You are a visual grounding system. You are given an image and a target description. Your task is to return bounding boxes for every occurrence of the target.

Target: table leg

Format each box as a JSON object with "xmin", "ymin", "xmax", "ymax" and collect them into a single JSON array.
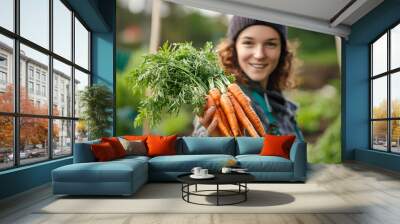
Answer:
[
  {"xmin": 217, "ymin": 184, "xmax": 219, "ymax": 206},
  {"xmin": 245, "ymin": 183, "xmax": 247, "ymax": 201},
  {"xmin": 195, "ymin": 184, "xmax": 197, "ymax": 192}
]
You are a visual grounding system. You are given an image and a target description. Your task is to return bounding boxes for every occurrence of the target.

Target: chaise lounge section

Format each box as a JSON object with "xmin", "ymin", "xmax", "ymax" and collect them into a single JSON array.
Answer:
[{"xmin": 52, "ymin": 137, "xmax": 307, "ymax": 196}]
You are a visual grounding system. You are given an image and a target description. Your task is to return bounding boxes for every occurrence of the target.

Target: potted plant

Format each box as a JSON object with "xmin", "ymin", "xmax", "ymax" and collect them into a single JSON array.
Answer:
[{"xmin": 79, "ymin": 84, "xmax": 113, "ymax": 140}]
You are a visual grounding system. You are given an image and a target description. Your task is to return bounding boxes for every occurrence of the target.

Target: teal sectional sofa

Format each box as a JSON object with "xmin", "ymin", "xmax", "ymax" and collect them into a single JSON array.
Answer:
[{"xmin": 52, "ymin": 137, "xmax": 307, "ymax": 196}]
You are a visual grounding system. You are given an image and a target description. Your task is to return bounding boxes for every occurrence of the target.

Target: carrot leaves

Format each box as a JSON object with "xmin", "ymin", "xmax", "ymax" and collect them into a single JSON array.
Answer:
[{"xmin": 129, "ymin": 42, "xmax": 234, "ymax": 128}]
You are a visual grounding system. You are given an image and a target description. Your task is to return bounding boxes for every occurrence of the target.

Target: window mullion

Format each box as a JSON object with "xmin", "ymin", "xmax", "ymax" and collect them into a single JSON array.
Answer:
[
  {"xmin": 71, "ymin": 10, "xmax": 76, "ymax": 154},
  {"xmin": 370, "ymin": 45, "xmax": 373, "ymax": 149},
  {"xmin": 388, "ymin": 30, "xmax": 391, "ymax": 152},
  {"xmin": 13, "ymin": 0, "xmax": 20, "ymax": 167},
  {"xmin": 49, "ymin": 0, "xmax": 53, "ymax": 160}
]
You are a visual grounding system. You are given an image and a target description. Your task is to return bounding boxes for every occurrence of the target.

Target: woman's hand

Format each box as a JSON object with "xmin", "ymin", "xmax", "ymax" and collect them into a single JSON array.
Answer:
[{"xmin": 198, "ymin": 105, "xmax": 220, "ymax": 136}]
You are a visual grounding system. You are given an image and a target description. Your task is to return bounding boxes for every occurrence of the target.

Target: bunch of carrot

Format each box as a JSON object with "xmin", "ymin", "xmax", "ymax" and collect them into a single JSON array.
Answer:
[{"xmin": 206, "ymin": 82, "xmax": 265, "ymax": 137}]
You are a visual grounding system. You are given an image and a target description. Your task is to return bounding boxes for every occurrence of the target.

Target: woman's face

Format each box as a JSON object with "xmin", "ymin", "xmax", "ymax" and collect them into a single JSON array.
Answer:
[{"xmin": 235, "ymin": 25, "xmax": 282, "ymax": 87}]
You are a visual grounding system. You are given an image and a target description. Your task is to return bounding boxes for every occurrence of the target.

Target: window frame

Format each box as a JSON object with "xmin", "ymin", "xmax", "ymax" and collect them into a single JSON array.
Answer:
[
  {"xmin": 370, "ymin": 20, "xmax": 400, "ymax": 154},
  {"xmin": 0, "ymin": 0, "xmax": 92, "ymax": 171}
]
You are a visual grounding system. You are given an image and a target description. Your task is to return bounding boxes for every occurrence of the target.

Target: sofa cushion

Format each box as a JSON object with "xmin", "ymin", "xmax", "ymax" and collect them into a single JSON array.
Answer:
[
  {"xmin": 52, "ymin": 162, "xmax": 141, "ymax": 183},
  {"xmin": 91, "ymin": 142, "xmax": 118, "ymax": 161},
  {"xmin": 146, "ymin": 135, "xmax": 177, "ymax": 157},
  {"xmin": 236, "ymin": 155, "xmax": 293, "ymax": 172},
  {"xmin": 115, "ymin": 155, "xmax": 150, "ymax": 163},
  {"xmin": 148, "ymin": 154, "xmax": 235, "ymax": 172},
  {"xmin": 101, "ymin": 137, "xmax": 127, "ymax": 158},
  {"xmin": 236, "ymin": 137, "xmax": 263, "ymax": 155},
  {"xmin": 178, "ymin": 137, "xmax": 235, "ymax": 155},
  {"xmin": 119, "ymin": 138, "xmax": 147, "ymax": 156},
  {"xmin": 260, "ymin": 134, "xmax": 296, "ymax": 159},
  {"xmin": 123, "ymin": 135, "xmax": 148, "ymax": 142},
  {"xmin": 73, "ymin": 139, "xmax": 100, "ymax": 163}
]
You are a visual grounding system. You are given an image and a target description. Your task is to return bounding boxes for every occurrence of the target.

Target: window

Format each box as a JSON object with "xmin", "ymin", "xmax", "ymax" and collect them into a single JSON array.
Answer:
[
  {"xmin": 28, "ymin": 81, "xmax": 34, "ymax": 94},
  {"xmin": 0, "ymin": 55, "xmax": 7, "ymax": 67},
  {"xmin": 53, "ymin": 59, "xmax": 72, "ymax": 117},
  {"xmin": 42, "ymin": 85, "xmax": 46, "ymax": 97},
  {"xmin": 36, "ymin": 83, "xmax": 40, "ymax": 95},
  {"xmin": 0, "ymin": 0, "xmax": 14, "ymax": 32},
  {"xmin": 28, "ymin": 67, "xmax": 34, "ymax": 80},
  {"xmin": 371, "ymin": 23, "xmax": 400, "ymax": 154},
  {"xmin": 53, "ymin": 0, "xmax": 72, "ymax": 60},
  {"xmin": 35, "ymin": 70, "xmax": 41, "ymax": 81},
  {"xmin": 20, "ymin": 0, "xmax": 49, "ymax": 49},
  {"xmin": 75, "ymin": 17, "xmax": 89, "ymax": 70},
  {"xmin": 0, "ymin": 54, "xmax": 7, "ymax": 86},
  {"xmin": 41, "ymin": 73, "xmax": 46, "ymax": 83},
  {"xmin": 0, "ymin": 35, "xmax": 13, "ymax": 114},
  {"xmin": 0, "ymin": 71, "xmax": 6, "ymax": 85},
  {"xmin": 0, "ymin": 0, "xmax": 91, "ymax": 170}
]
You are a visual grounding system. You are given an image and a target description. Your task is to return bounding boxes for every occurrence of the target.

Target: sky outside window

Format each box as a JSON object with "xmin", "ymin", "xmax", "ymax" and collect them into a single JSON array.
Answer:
[
  {"xmin": 372, "ymin": 33, "xmax": 387, "ymax": 76},
  {"xmin": 0, "ymin": 0, "xmax": 14, "ymax": 31},
  {"xmin": 20, "ymin": 0, "xmax": 49, "ymax": 49},
  {"xmin": 53, "ymin": 0, "xmax": 72, "ymax": 60}
]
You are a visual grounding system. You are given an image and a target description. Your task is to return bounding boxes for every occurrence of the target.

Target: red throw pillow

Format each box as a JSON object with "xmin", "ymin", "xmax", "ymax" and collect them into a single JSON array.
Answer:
[
  {"xmin": 260, "ymin": 134, "xmax": 296, "ymax": 159},
  {"xmin": 101, "ymin": 137, "xmax": 126, "ymax": 158},
  {"xmin": 146, "ymin": 135, "xmax": 177, "ymax": 157},
  {"xmin": 123, "ymin": 135, "xmax": 148, "ymax": 141},
  {"xmin": 91, "ymin": 142, "xmax": 117, "ymax": 161}
]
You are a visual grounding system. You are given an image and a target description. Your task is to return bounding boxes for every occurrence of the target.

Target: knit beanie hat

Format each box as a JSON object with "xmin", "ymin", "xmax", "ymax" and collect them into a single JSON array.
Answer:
[
  {"xmin": 227, "ymin": 16, "xmax": 288, "ymax": 55},
  {"xmin": 228, "ymin": 16, "xmax": 288, "ymax": 42}
]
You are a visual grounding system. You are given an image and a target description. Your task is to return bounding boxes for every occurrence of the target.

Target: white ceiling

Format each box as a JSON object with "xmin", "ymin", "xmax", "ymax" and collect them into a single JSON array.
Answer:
[{"xmin": 165, "ymin": 0, "xmax": 384, "ymax": 38}]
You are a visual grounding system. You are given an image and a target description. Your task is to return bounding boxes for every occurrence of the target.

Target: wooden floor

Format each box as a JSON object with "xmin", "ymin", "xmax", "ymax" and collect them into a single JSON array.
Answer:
[{"xmin": 1, "ymin": 162, "xmax": 400, "ymax": 224}]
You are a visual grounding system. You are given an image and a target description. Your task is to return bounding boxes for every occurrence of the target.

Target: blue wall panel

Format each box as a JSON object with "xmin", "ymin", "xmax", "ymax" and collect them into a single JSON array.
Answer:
[
  {"xmin": 343, "ymin": 0, "xmax": 400, "ymax": 171},
  {"xmin": 0, "ymin": 158, "xmax": 72, "ymax": 199},
  {"xmin": 343, "ymin": 44, "xmax": 369, "ymax": 160},
  {"xmin": 91, "ymin": 0, "xmax": 116, "ymax": 135}
]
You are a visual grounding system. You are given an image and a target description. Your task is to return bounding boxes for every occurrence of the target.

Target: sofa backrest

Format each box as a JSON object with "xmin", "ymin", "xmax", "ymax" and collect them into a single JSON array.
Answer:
[
  {"xmin": 177, "ymin": 137, "xmax": 236, "ymax": 155},
  {"xmin": 235, "ymin": 137, "xmax": 263, "ymax": 155},
  {"xmin": 73, "ymin": 139, "xmax": 100, "ymax": 163}
]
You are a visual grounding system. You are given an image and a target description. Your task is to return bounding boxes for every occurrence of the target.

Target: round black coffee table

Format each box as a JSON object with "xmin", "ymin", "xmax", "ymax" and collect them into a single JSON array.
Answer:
[{"xmin": 177, "ymin": 173, "xmax": 255, "ymax": 206}]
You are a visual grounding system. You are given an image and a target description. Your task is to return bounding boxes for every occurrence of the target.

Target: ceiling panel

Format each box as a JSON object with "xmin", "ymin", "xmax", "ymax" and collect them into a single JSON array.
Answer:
[
  {"xmin": 224, "ymin": 0, "xmax": 352, "ymax": 21},
  {"xmin": 165, "ymin": 0, "xmax": 384, "ymax": 38}
]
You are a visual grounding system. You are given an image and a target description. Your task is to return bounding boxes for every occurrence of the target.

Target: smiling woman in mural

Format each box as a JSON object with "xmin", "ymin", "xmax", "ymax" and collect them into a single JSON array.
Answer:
[{"xmin": 193, "ymin": 16, "xmax": 303, "ymax": 139}]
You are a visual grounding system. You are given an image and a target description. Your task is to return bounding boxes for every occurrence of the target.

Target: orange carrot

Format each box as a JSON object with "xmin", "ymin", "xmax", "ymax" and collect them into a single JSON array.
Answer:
[
  {"xmin": 227, "ymin": 83, "xmax": 265, "ymax": 136},
  {"xmin": 220, "ymin": 93, "xmax": 240, "ymax": 136},
  {"xmin": 209, "ymin": 88, "xmax": 221, "ymax": 106},
  {"xmin": 206, "ymin": 95, "xmax": 231, "ymax": 136},
  {"xmin": 206, "ymin": 95, "xmax": 214, "ymax": 109},
  {"xmin": 228, "ymin": 92, "xmax": 259, "ymax": 137},
  {"xmin": 216, "ymin": 108, "xmax": 233, "ymax": 136}
]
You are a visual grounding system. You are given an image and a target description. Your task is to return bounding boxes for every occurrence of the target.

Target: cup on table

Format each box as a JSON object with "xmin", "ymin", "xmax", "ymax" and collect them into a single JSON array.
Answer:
[
  {"xmin": 199, "ymin": 169, "xmax": 208, "ymax": 176},
  {"xmin": 221, "ymin": 167, "xmax": 232, "ymax": 174},
  {"xmin": 191, "ymin": 167, "xmax": 202, "ymax": 176}
]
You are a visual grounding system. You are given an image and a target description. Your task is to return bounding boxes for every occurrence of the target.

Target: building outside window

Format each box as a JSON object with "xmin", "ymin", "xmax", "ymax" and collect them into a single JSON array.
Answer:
[
  {"xmin": 0, "ymin": 0, "xmax": 91, "ymax": 170},
  {"xmin": 371, "ymin": 22, "xmax": 400, "ymax": 154}
]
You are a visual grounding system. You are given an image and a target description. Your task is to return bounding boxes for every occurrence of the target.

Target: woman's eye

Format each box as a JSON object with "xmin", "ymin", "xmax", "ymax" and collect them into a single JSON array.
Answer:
[
  {"xmin": 242, "ymin": 41, "xmax": 253, "ymax": 46},
  {"xmin": 265, "ymin": 42, "xmax": 277, "ymax": 48}
]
